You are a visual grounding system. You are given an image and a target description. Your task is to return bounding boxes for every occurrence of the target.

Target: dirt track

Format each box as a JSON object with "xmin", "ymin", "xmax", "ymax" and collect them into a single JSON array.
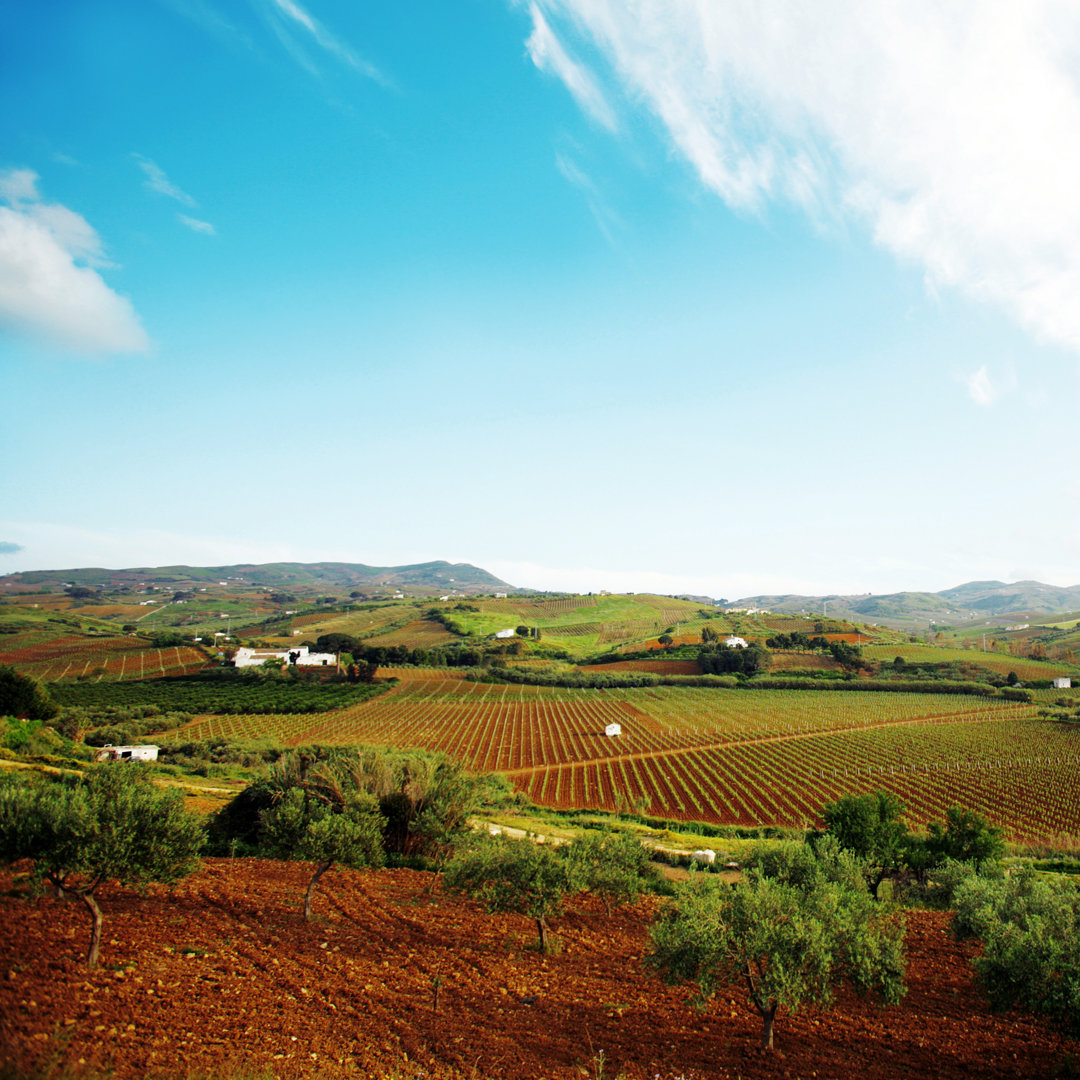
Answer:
[{"xmin": 1, "ymin": 860, "xmax": 1074, "ymax": 1079}]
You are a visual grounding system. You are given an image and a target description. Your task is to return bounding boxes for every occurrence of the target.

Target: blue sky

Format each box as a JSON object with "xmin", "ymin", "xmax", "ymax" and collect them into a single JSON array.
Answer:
[{"xmin": 2, "ymin": 1, "xmax": 1079, "ymax": 598}]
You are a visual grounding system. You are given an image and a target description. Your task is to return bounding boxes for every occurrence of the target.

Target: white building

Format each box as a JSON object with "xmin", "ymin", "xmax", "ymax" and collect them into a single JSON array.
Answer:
[
  {"xmin": 494, "ymin": 628, "xmax": 515, "ymax": 639},
  {"xmin": 605, "ymin": 723, "xmax": 622, "ymax": 737},
  {"xmin": 94, "ymin": 745, "xmax": 160, "ymax": 762},
  {"xmin": 1053, "ymin": 677, "xmax": 1073, "ymax": 689},
  {"xmin": 723, "ymin": 635, "xmax": 749, "ymax": 648},
  {"xmin": 233, "ymin": 645, "xmax": 337, "ymax": 668}
]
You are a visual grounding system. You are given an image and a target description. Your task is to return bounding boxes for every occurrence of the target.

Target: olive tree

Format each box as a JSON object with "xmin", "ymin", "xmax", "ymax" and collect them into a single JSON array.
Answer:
[
  {"xmin": 650, "ymin": 840, "xmax": 906, "ymax": 1049},
  {"xmin": 0, "ymin": 766, "xmax": 203, "ymax": 967},
  {"xmin": 260, "ymin": 754, "xmax": 385, "ymax": 919},
  {"xmin": 951, "ymin": 866, "xmax": 1080, "ymax": 1032},
  {"xmin": 443, "ymin": 834, "xmax": 584, "ymax": 952},
  {"xmin": 566, "ymin": 828, "xmax": 658, "ymax": 913}
]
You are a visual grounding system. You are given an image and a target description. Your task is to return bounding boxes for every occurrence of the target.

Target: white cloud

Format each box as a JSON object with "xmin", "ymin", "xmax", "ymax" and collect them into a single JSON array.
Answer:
[
  {"xmin": 526, "ymin": 3, "xmax": 616, "ymax": 131},
  {"xmin": 134, "ymin": 155, "xmax": 197, "ymax": 207},
  {"xmin": 535, "ymin": 1, "xmax": 1080, "ymax": 356},
  {"xmin": 178, "ymin": 214, "xmax": 217, "ymax": 235},
  {"xmin": 262, "ymin": 0, "xmax": 387, "ymax": 84},
  {"xmin": 965, "ymin": 365, "xmax": 998, "ymax": 406},
  {"xmin": 0, "ymin": 169, "xmax": 149, "ymax": 353}
]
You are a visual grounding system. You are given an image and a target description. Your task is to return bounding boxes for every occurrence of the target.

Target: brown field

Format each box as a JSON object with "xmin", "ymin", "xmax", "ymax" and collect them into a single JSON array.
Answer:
[
  {"xmin": 769, "ymin": 651, "xmax": 844, "ymax": 672},
  {"xmin": 69, "ymin": 604, "xmax": 152, "ymax": 620},
  {"xmin": 580, "ymin": 659, "xmax": 703, "ymax": 675},
  {"xmin": 1, "ymin": 860, "xmax": 1073, "ymax": 1080}
]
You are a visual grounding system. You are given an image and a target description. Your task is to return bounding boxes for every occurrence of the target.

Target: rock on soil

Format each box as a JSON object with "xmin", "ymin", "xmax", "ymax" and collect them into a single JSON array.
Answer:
[{"xmin": 1, "ymin": 859, "xmax": 1074, "ymax": 1079}]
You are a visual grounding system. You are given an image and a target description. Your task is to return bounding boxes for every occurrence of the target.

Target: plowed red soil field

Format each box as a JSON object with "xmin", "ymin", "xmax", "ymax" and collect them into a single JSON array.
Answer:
[{"xmin": 1, "ymin": 860, "xmax": 1073, "ymax": 1080}]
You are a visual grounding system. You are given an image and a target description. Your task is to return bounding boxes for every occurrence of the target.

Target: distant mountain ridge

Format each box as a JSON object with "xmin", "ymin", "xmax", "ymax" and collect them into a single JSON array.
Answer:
[
  {"xmin": 734, "ymin": 579, "xmax": 1080, "ymax": 625},
  {"xmin": 0, "ymin": 560, "xmax": 514, "ymax": 595}
]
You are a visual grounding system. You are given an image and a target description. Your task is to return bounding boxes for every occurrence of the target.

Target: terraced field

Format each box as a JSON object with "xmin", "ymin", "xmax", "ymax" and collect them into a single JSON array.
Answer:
[{"xmin": 159, "ymin": 676, "xmax": 1078, "ymax": 841}]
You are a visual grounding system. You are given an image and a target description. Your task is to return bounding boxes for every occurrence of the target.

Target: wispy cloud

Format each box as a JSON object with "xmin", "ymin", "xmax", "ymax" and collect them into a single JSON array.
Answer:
[
  {"xmin": 536, "ymin": 1, "xmax": 1080, "ymax": 357},
  {"xmin": 965, "ymin": 365, "xmax": 999, "ymax": 407},
  {"xmin": 178, "ymin": 214, "xmax": 217, "ymax": 236},
  {"xmin": 157, "ymin": 0, "xmax": 255, "ymax": 51},
  {"xmin": 134, "ymin": 155, "xmax": 196, "ymax": 207},
  {"xmin": 260, "ymin": 0, "xmax": 387, "ymax": 85},
  {"xmin": 554, "ymin": 149, "xmax": 621, "ymax": 241},
  {"xmin": 134, "ymin": 155, "xmax": 217, "ymax": 235},
  {"xmin": 0, "ymin": 168, "xmax": 149, "ymax": 353},
  {"xmin": 0, "ymin": 542, "xmax": 23, "ymax": 555},
  {"xmin": 526, "ymin": 3, "xmax": 616, "ymax": 131}
]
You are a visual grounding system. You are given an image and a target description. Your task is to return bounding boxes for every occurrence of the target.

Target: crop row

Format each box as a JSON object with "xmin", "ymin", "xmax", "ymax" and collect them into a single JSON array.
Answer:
[
  {"xmin": 516, "ymin": 718, "xmax": 1080, "ymax": 841},
  {"xmin": 155, "ymin": 681, "xmax": 1039, "ymax": 821}
]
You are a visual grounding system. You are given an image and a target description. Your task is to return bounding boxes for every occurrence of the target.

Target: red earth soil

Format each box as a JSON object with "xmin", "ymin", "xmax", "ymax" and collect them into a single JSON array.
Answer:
[{"xmin": 2, "ymin": 860, "xmax": 1076, "ymax": 1080}]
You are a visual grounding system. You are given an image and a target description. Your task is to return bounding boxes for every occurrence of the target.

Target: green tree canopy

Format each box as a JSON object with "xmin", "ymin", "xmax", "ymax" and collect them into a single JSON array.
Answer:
[
  {"xmin": 444, "ymin": 834, "xmax": 584, "ymax": 952},
  {"xmin": 650, "ymin": 839, "xmax": 906, "ymax": 1049},
  {"xmin": 565, "ymin": 828, "xmax": 658, "ymax": 913},
  {"xmin": 951, "ymin": 866, "xmax": 1080, "ymax": 1033},
  {"xmin": 0, "ymin": 665, "xmax": 57, "ymax": 720},
  {"xmin": 926, "ymin": 806, "xmax": 1005, "ymax": 871},
  {"xmin": 821, "ymin": 789, "xmax": 910, "ymax": 898},
  {"xmin": 0, "ymin": 766, "xmax": 202, "ymax": 967},
  {"xmin": 260, "ymin": 753, "xmax": 385, "ymax": 919}
]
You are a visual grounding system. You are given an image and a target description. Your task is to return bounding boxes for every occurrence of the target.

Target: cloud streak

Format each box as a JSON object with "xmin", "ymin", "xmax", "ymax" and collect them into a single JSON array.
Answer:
[
  {"xmin": 0, "ymin": 169, "xmax": 149, "ymax": 353},
  {"xmin": 526, "ymin": 3, "xmax": 616, "ymax": 131},
  {"xmin": 261, "ymin": 0, "xmax": 387, "ymax": 84},
  {"xmin": 135, "ymin": 155, "xmax": 197, "ymax": 207},
  {"xmin": 534, "ymin": 1, "xmax": 1080, "ymax": 356},
  {"xmin": 178, "ymin": 214, "xmax": 216, "ymax": 235}
]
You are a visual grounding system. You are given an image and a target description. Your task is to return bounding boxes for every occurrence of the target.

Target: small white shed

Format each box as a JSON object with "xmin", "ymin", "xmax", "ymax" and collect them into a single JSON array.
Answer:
[
  {"xmin": 494, "ymin": 628, "xmax": 515, "ymax": 639},
  {"xmin": 604, "ymin": 723, "xmax": 622, "ymax": 737},
  {"xmin": 1053, "ymin": 677, "xmax": 1072, "ymax": 689},
  {"xmin": 723, "ymin": 635, "xmax": 749, "ymax": 648},
  {"xmin": 95, "ymin": 744, "xmax": 160, "ymax": 762},
  {"xmin": 691, "ymin": 849, "xmax": 717, "ymax": 865}
]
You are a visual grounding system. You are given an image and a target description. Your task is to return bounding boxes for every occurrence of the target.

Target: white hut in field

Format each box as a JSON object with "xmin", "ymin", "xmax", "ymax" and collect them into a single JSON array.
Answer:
[
  {"xmin": 233, "ymin": 646, "xmax": 336, "ymax": 668},
  {"xmin": 605, "ymin": 723, "xmax": 622, "ymax": 737},
  {"xmin": 95, "ymin": 744, "xmax": 160, "ymax": 762},
  {"xmin": 494, "ymin": 628, "xmax": 515, "ymax": 639},
  {"xmin": 691, "ymin": 849, "xmax": 717, "ymax": 866},
  {"xmin": 1053, "ymin": 677, "xmax": 1072, "ymax": 689},
  {"xmin": 723, "ymin": 635, "xmax": 749, "ymax": 648}
]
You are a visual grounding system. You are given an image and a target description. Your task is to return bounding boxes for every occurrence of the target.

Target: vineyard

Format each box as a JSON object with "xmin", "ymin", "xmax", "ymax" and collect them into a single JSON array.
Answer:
[
  {"xmin": 156, "ymin": 677, "xmax": 1080, "ymax": 841},
  {"xmin": 0, "ymin": 634, "xmax": 208, "ymax": 682}
]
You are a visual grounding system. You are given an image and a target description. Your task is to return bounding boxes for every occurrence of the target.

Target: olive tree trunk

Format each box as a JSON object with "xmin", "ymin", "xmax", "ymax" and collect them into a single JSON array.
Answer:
[
  {"xmin": 79, "ymin": 891, "xmax": 104, "ymax": 969},
  {"xmin": 304, "ymin": 860, "xmax": 333, "ymax": 920}
]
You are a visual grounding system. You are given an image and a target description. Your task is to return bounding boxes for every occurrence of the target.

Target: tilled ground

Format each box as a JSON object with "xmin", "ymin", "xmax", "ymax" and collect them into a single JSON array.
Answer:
[{"xmin": 1, "ymin": 860, "xmax": 1075, "ymax": 1080}]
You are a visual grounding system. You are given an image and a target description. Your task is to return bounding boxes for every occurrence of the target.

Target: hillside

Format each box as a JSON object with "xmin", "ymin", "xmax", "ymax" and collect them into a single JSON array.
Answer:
[
  {"xmin": 735, "ymin": 579, "xmax": 1080, "ymax": 630},
  {"xmin": 0, "ymin": 560, "xmax": 514, "ymax": 596},
  {"xmin": 2, "ymin": 860, "xmax": 1073, "ymax": 1080}
]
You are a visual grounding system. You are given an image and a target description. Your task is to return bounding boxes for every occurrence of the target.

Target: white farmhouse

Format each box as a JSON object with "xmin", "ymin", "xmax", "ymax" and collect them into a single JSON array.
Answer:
[
  {"xmin": 94, "ymin": 744, "xmax": 160, "ymax": 762},
  {"xmin": 1053, "ymin": 677, "xmax": 1073, "ymax": 689},
  {"xmin": 233, "ymin": 645, "xmax": 337, "ymax": 668},
  {"xmin": 723, "ymin": 635, "xmax": 749, "ymax": 648}
]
